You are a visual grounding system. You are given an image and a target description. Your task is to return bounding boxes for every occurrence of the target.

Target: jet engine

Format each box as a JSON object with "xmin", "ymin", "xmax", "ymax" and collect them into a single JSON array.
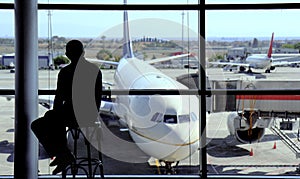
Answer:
[
  {"xmin": 227, "ymin": 112, "xmax": 266, "ymax": 143},
  {"xmin": 239, "ymin": 66, "xmax": 246, "ymax": 72}
]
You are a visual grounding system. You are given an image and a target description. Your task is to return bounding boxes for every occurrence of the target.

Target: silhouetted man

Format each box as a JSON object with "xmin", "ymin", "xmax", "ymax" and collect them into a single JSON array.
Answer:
[{"xmin": 31, "ymin": 40, "xmax": 102, "ymax": 175}]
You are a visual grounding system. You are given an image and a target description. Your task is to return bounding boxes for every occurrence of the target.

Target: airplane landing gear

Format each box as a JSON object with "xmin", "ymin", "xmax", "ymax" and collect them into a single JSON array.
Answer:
[
  {"xmin": 295, "ymin": 164, "xmax": 300, "ymax": 174},
  {"xmin": 157, "ymin": 161, "xmax": 179, "ymax": 174},
  {"xmin": 165, "ymin": 161, "xmax": 179, "ymax": 174},
  {"xmin": 239, "ymin": 66, "xmax": 246, "ymax": 72}
]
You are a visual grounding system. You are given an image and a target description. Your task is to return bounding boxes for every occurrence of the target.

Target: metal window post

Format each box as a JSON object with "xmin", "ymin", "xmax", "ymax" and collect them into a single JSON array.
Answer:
[
  {"xmin": 14, "ymin": 0, "xmax": 39, "ymax": 179},
  {"xmin": 199, "ymin": 0, "xmax": 207, "ymax": 178}
]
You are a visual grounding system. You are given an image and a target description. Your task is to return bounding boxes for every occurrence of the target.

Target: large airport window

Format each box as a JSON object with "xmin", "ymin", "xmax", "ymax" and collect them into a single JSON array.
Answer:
[
  {"xmin": 4, "ymin": 1, "xmax": 198, "ymax": 177},
  {"xmin": 2, "ymin": 1, "xmax": 300, "ymax": 179},
  {"xmin": 0, "ymin": 9, "xmax": 14, "ymax": 176},
  {"xmin": 206, "ymin": 0, "xmax": 300, "ymax": 4},
  {"xmin": 38, "ymin": 0, "xmax": 198, "ymax": 5},
  {"xmin": 206, "ymin": 6, "xmax": 300, "ymax": 177}
]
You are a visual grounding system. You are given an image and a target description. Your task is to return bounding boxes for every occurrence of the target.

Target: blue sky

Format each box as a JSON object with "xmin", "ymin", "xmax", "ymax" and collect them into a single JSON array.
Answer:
[{"xmin": 1, "ymin": 0, "xmax": 300, "ymax": 39}]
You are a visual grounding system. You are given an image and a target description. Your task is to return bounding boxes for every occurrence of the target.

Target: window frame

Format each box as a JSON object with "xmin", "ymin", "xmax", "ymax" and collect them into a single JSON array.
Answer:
[{"xmin": 1, "ymin": 1, "xmax": 300, "ymax": 179}]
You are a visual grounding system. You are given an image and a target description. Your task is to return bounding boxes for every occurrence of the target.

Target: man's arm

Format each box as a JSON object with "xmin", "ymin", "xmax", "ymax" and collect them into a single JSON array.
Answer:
[
  {"xmin": 53, "ymin": 71, "xmax": 64, "ymax": 110},
  {"xmin": 95, "ymin": 70, "xmax": 102, "ymax": 111}
]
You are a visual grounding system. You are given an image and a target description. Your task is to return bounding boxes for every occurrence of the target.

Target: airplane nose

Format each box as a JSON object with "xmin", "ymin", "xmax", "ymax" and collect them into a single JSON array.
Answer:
[
  {"xmin": 157, "ymin": 122, "xmax": 199, "ymax": 161},
  {"xmin": 165, "ymin": 120, "xmax": 199, "ymax": 144}
]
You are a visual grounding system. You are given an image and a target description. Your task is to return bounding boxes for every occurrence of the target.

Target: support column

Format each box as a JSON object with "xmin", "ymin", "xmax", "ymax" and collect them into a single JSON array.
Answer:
[
  {"xmin": 199, "ymin": 0, "xmax": 207, "ymax": 178},
  {"xmin": 14, "ymin": 0, "xmax": 39, "ymax": 179}
]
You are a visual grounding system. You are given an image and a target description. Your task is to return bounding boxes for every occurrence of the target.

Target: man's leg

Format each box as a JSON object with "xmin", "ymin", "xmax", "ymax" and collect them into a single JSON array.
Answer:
[{"xmin": 31, "ymin": 115, "xmax": 68, "ymax": 158}]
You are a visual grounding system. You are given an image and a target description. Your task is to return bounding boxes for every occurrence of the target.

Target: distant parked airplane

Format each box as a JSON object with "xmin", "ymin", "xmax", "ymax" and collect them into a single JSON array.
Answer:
[{"xmin": 210, "ymin": 33, "xmax": 300, "ymax": 73}]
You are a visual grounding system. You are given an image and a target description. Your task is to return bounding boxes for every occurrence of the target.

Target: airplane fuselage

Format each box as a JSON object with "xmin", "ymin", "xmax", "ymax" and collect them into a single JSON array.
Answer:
[
  {"xmin": 113, "ymin": 57, "xmax": 200, "ymax": 162},
  {"xmin": 245, "ymin": 55, "xmax": 272, "ymax": 69}
]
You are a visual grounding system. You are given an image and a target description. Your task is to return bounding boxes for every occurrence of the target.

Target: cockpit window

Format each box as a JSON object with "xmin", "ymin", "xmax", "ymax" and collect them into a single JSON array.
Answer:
[
  {"xmin": 178, "ymin": 113, "xmax": 197, "ymax": 123},
  {"xmin": 151, "ymin": 113, "xmax": 197, "ymax": 124},
  {"xmin": 151, "ymin": 112, "xmax": 163, "ymax": 123},
  {"xmin": 163, "ymin": 115, "xmax": 177, "ymax": 124},
  {"xmin": 190, "ymin": 112, "xmax": 197, "ymax": 121},
  {"xmin": 178, "ymin": 114, "xmax": 190, "ymax": 123}
]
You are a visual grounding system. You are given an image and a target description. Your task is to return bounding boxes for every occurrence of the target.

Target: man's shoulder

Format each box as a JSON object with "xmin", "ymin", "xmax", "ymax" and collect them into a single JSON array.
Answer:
[{"xmin": 58, "ymin": 64, "xmax": 74, "ymax": 75}]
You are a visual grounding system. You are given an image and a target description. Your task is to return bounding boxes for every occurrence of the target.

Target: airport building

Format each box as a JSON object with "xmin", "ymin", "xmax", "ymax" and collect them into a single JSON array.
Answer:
[
  {"xmin": 1, "ymin": 55, "xmax": 50, "ymax": 69},
  {"xmin": 2, "ymin": 1, "xmax": 300, "ymax": 179}
]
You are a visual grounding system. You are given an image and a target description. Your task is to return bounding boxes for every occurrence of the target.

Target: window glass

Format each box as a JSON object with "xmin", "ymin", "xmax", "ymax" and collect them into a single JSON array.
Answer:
[
  {"xmin": 38, "ymin": 0, "xmax": 198, "ymax": 4},
  {"xmin": 0, "ymin": 98, "xmax": 14, "ymax": 175},
  {"xmin": 35, "ymin": 9, "xmax": 201, "ymax": 175},
  {"xmin": 0, "ymin": 7, "xmax": 199, "ymax": 175},
  {"xmin": 178, "ymin": 114, "xmax": 190, "ymax": 123},
  {"xmin": 206, "ymin": 0, "xmax": 300, "ymax": 4},
  {"xmin": 164, "ymin": 115, "xmax": 177, "ymax": 124},
  {"xmin": 0, "ymin": 10, "xmax": 15, "ymax": 81},
  {"xmin": 1, "ymin": 0, "xmax": 13, "ymax": 3},
  {"xmin": 0, "ymin": 10, "xmax": 15, "ymax": 175},
  {"xmin": 151, "ymin": 112, "xmax": 163, "ymax": 122},
  {"xmin": 3, "ymin": 1, "xmax": 300, "ymax": 177},
  {"xmin": 0, "ymin": 10, "xmax": 14, "ymax": 38},
  {"xmin": 206, "ymin": 9, "xmax": 300, "ymax": 176}
]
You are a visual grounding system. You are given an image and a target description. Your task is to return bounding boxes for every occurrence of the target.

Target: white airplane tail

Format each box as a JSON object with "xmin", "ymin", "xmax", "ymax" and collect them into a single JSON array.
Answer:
[
  {"xmin": 267, "ymin": 32, "xmax": 274, "ymax": 58},
  {"xmin": 122, "ymin": 0, "xmax": 134, "ymax": 58}
]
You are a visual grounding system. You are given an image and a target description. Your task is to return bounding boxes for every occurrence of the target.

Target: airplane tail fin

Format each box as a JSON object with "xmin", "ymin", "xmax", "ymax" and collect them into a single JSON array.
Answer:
[
  {"xmin": 123, "ymin": 0, "xmax": 134, "ymax": 58},
  {"xmin": 267, "ymin": 32, "xmax": 274, "ymax": 58}
]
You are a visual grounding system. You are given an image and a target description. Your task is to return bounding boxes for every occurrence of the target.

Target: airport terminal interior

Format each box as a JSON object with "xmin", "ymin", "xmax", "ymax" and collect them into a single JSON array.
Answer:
[{"xmin": 2, "ymin": 1, "xmax": 300, "ymax": 179}]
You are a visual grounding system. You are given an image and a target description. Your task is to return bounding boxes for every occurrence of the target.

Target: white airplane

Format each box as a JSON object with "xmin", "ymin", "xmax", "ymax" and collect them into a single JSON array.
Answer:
[
  {"xmin": 86, "ymin": 0, "xmax": 200, "ymax": 173},
  {"xmin": 210, "ymin": 32, "xmax": 300, "ymax": 73}
]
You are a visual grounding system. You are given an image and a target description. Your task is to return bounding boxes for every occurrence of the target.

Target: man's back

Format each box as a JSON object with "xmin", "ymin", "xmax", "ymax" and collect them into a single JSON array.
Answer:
[{"xmin": 71, "ymin": 58, "xmax": 102, "ymax": 127}]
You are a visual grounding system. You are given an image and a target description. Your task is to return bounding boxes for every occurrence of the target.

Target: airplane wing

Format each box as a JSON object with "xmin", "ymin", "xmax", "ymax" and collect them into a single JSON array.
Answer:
[
  {"xmin": 0, "ymin": 95, "xmax": 55, "ymax": 109},
  {"xmin": 2, "ymin": 94, "xmax": 119, "ymax": 115},
  {"xmin": 99, "ymin": 100, "xmax": 129, "ymax": 129},
  {"xmin": 1, "ymin": 94, "xmax": 121, "ymax": 119},
  {"xmin": 146, "ymin": 53, "xmax": 191, "ymax": 65},
  {"xmin": 268, "ymin": 54, "xmax": 300, "ymax": 57},
  {"xmin": 272, "ymin": 55, "xmax": 300, "ymax": 66},
  {"xmin": 100, "ymin": 100, "xmax": 117, "ymax": 116},
  {"xmin": 37, "ymin": 96, "xmax": 120, "ymax": 116},
  {"xmin": 272, "ymin": 60, "xmax": 300, "ymax": 66},
  {"xmin": 87, "ymin": 53, "xmax": 191, "ymax": 66},
  {"xmin": 272, "ymin": 56, "xmax": 300, "ymax": 61},
  {"xmin": 210, "ymin": 61, "xmax": 251, "ymax": 67},
  {"xmin": 103, "ymin": 81, "xmax": 114, "ymax": 86},
  {"xmin": 86, "ymin": 58, "xmax": 119, "ymax": 66},
  {"xmin": 38, "ymin": 95, "xmax": 55, "ymax": 109}
]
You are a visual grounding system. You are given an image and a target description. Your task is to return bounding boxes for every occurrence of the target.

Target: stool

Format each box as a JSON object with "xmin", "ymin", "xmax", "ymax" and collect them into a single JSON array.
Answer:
[{"xmin": 61, "ymin": 124, "xmax": 104, "ymax": 179}]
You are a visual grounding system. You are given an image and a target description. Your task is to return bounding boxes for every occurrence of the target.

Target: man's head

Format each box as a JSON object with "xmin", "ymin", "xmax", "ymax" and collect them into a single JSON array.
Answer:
[{"xmin": 65, "ymin": 40, "xmax": 84, "ymax": 63}]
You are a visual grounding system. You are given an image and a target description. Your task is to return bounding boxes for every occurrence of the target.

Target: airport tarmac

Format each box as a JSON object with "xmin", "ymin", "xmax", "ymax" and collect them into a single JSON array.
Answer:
[
  {"xmin": 207, "ymin": 66, "xmax": 300, "ymax": 176},
  {"xmin": 1, "ymin": 66, "xmax": 300, "ymax": 176}
]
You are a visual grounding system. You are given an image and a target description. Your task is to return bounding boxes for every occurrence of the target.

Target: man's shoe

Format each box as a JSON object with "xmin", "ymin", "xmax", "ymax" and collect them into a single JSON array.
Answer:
[
  {"xmin": 49, "ymin": 157, "xmax": 60, "ymax": 166},
  {"xmin": 52, "ymin": 163, "xmax": 68, "ymax": 175},
  {"xmin": 52, "ymin": 153, "xmax": 75, "ymax": 175}
]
